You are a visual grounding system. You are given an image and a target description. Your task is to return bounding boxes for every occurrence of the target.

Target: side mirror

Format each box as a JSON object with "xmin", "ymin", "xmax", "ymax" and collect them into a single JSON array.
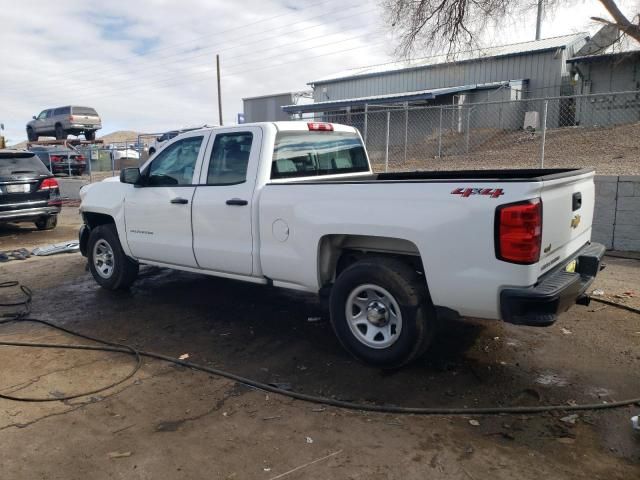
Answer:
[
  {"xmin": 32, "ymin": 115, "xmax": 37, "ymax": 120},
  {"xmin": 120, "ymin": 167, "xmax": 141, "ymax": 185}
]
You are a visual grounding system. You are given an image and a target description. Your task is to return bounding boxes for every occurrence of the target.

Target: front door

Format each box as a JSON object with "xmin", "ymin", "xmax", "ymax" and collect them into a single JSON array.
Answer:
[
  {"xmin": 124, "ymin": 132, "xmax": 207, "ymax": 267},
  {"xmin": 33, "ymin": 110, "xmax": 49, "ymax": 134},
  {"xmin": 191, "ymin": 127, "xmax": 262, "ymax": 276}
]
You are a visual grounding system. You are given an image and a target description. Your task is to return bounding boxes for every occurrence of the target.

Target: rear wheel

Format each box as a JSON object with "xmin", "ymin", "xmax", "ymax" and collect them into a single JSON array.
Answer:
[
  {"xmin": 27, "ymin": 128, "xmax": 38, "ymax": 142},
  {"xmin": 85, "ymin": 130, "xmax": 96, "ymax": 141},
  {"xmin": 330, "ymin": 257, "xmax": 435, "ymax": 368},
  {"xmin": 87, "ymin": 224, "xmax": 139, "ymax": 290},
  {"xmin": 35, "ymin": 215, "xmax": 57, "ymax": 230},
  {"xmin": 55, "ymin": 124, "xmax": 66, "ymax": 140}
]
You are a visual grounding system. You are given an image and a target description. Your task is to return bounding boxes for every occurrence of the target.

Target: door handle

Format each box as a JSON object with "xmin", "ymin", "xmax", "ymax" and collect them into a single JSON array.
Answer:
[
  {"xmin": 170, "ymin": 197, "xmax": 189, "ymax": 204},
  {"xmin": 226, "ymin": 198, "xmax": 248, "ymax": 206}
]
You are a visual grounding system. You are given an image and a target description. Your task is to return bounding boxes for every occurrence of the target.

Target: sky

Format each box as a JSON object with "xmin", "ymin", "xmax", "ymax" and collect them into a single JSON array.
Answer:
[{"xmin": 1, "ymin": 0, "xmax": 637, "ymax": 144}]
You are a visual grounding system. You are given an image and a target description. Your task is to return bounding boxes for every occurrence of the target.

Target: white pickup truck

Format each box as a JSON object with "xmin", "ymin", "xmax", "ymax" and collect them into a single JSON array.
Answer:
[{"xmin": 79, "ymin": 121, "xmax": 605, "ymax": 367}]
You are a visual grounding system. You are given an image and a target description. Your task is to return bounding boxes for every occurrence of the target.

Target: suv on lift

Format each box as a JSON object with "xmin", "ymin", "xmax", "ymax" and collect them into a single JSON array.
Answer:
[{"xmin": 26, "ymin": 106, "xmax": 102, "ymax": 142}]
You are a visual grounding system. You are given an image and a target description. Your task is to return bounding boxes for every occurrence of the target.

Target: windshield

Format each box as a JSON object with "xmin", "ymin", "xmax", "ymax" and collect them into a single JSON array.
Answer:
[
  {"xmin": 271, "ymin": 131, "xmax": 369, "ymax": 179},
  {"xmin": 0, "ymin": 153, "xmax": 50, "ymax": 176}
]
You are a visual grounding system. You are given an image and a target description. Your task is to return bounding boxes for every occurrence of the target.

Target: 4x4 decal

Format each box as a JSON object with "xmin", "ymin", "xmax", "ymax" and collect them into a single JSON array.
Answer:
[{"xmin": 451, "ymin": 187, "xmax": 504, "ymax": 198}]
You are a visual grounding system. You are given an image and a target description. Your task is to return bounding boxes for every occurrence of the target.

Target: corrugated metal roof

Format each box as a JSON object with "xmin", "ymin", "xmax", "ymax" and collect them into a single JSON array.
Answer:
[
  {"xmin": 310, "ymin": 33, "xmax": 588, "ymax": 85},
  {"xmin": 282, "ymin": 81, "xmax": 512, "ymax": 113},
  {"xmin": 567, "ymin": 49, "xmax": 640, "ymax": 63}
]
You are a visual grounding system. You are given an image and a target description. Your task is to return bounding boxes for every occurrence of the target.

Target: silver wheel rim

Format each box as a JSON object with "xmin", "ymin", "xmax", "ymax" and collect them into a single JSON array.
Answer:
[
  {"xmin": 93, "ymin": 239, "xmax": 115, "ymax": 279},
  {"xmin": 345, "ymin": 284, "xmax": 403, "ymax": 349}
]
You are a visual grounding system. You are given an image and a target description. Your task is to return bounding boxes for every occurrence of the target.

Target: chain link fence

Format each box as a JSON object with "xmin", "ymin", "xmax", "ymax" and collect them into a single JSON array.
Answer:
[{"xmin": 308, "ymin": 90, "xmax": 640, "ymax": 174}]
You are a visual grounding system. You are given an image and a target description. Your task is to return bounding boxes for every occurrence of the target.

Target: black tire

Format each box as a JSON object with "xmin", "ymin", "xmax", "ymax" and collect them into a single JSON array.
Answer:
[
  {"xmin": 87, "ymin": 224, "xmax": 139, "ymax": 290},
  {"xmin": 85, "ymin": 130, "xmax": 96, "ymax": 141},
  {"xmin": 55, "ymin": 124, "xmax": 67, "ymax": 140},
  {"xmin": 329, "ymin": 257, "xmax": 435, "ymax": 368},
  {"xmin": 27, "ymin": 128, "xmax": 38, "ymax": 142},
  {"xmin": 35, "ymin": 215, "xmax": 57, "ymax": 230}
]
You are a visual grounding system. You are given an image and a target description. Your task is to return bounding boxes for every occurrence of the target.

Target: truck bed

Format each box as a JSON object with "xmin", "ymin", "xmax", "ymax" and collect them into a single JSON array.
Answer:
[{"xmin": 274, "ymin": 168, "xmax": 593, "ymax": 184}]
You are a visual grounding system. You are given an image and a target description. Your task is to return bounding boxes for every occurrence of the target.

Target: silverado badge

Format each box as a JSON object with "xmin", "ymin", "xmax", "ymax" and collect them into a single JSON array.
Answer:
[{"xmin": 570, "ymin": 214, "xmax": 581, "ymax": 229}]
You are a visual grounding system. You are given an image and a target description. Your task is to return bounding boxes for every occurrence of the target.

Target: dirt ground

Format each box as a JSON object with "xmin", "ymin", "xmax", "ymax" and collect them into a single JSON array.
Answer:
[
  {"xmin": 0, "ymin": 208, "xmax": 639, "ymax": 479},
  {"xmin": 372, "ymin": 122, "xmax": 640, "ymax": 175}
]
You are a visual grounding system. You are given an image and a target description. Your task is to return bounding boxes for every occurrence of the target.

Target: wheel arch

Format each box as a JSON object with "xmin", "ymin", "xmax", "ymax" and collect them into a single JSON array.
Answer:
[
  {"xmin": 80, "ymin": 212, "xmax": 116, "ymax": 256},
  {"xmin": 317, "ymin": 234, "xmax": 427, "ymax": 291}
]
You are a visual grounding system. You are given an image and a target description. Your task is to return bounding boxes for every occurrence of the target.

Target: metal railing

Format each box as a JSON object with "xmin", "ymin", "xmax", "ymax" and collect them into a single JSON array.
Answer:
[{"xmin": 304, "ymin": 90, "xmax": 640, "ymax": 173}]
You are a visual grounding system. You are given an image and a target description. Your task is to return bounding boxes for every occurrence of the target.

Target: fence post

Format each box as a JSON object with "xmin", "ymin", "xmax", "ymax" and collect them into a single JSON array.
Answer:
[
  {"xmin": 111, "ymin": 148, "xmax": 115, "ymax": 177},
  {"xmin": 465, "ymin": 107, "xmax": 471, "ymax": 153},
  {"xmin": 438, "ymin": 107, "xmax": 443, "ymax": 158},
  {"xmin": 385, "ymin": 110, "xmax": 390, "ymax": 173},
  {"xmin": 67, "ymin": 149, "xmax": 71, "ymax": 176},
  {"xmin": 404, "ymin": 102, "xmax": 408, "ymax": 165},
  {"xmin": 540, "ymin": 100, "xmax": 548, "ymax": 168},
  {"xmin": 363, "ymin": 104, "xmax": 368, "ymax": 145}
]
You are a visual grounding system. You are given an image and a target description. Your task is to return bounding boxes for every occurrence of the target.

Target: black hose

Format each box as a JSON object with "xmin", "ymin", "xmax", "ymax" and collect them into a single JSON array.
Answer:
[
  {"xmin": 591, "ymin": 297, "xmax": 640, "ymax": 315},
  {"xmin": 1, "ymin": 282, "xmax": 639, "ymax": 414}
]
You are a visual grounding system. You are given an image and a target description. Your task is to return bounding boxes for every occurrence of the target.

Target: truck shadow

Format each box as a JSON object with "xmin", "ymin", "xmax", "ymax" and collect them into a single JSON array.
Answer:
[{"xmin": 42, "ymin": 267, "xmax": 553, "ymax": 409}]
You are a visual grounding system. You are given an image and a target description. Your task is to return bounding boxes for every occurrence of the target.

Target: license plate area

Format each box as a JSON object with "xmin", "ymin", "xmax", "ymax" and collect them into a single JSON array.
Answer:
[
  {"xmin": 6, "ymin": 184, "xmax": 31, "ymax": 194},
  {"xmin": 565, "ymin": 259, "xmax": 577, "ymax": 273}
]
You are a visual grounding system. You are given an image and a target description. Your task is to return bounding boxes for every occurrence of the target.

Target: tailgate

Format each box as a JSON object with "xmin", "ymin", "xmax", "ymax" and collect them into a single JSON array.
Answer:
[{"xmin": 537, "ymin": 170, "xmax": 595, "ymax": 275}]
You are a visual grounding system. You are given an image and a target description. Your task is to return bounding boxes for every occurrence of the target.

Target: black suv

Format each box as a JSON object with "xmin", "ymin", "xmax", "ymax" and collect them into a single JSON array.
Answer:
[{"xmin": 0, "ymin": 150, "xmax": 61, "ymax": 230}]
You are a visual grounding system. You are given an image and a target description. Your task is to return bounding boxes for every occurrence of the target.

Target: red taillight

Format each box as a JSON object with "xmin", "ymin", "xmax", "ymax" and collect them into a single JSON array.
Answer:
[
  {"xmin": 307, "ymin": 122, "xmax": 333, "ymax": 131},
  {"xmin": 39, "ymin": 178, "xmax": 59, "ymax": 191},
  {"xmin": 77, "ymin": 155, "xmax": 86, "ymax": 162},
  {"xmin": 50, "ymin": 155, "xmax": 62, "ymax": 163},
  {"xmin": 495, "ymin": 199, "xmax": 542, "ymax": 264},
  {"xmin": 69, "ymin": 116, "xmax": 74, "ymax": 122}
]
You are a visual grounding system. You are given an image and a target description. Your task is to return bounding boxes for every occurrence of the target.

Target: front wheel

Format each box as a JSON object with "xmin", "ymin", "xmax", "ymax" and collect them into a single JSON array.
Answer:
[
  {"xmin": 87, "ymin": 224, "xmax": 139, "ymax": 290},
  {"xmin": 330, "ymin": 257, "xmax": 435, "ymax": 368},
  {"xmin": 27, "ymin": 128, "xmax": 38, "ymax": 142}
]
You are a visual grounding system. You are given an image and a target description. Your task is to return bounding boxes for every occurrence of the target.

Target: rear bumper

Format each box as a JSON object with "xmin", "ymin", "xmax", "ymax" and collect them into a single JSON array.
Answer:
[
  {"xmin": 500, "ymin": 242, "xmax": 606, "ymax": 326},
  {"xmin": 0, "ymin": 206, "xmax": 60, "ymax": 222}
]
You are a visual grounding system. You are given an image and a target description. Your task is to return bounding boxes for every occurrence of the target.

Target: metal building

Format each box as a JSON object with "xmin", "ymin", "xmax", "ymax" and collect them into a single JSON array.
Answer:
[
  {"xmin": 283, "ymin": 33, "xmax": 588, "ymax": 119},
  {"xmin": 242, "ymin": 93, "xmax": 295, "ymax": 123},
  {"xmin": 567, "ymin": 51, "xmax": 640, "ymax": 127}
]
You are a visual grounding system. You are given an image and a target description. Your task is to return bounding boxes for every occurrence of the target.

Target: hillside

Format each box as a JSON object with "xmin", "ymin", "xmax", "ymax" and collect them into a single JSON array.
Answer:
[{"xmin": 8, "ymin": 130, "xmax": 147, "ymax": 149}]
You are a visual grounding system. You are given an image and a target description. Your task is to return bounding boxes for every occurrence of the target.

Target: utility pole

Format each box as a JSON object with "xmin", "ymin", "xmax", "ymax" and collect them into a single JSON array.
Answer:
[
  {"xmin": 535, "ymin": 0, "xmax": 543, "ymax": 40},
  {"xmin": 216, "ymin": 54, "xmax": 223, "ymax": 126}
]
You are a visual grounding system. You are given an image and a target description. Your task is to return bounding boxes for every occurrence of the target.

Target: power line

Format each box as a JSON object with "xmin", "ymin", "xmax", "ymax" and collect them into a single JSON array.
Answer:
[
  {"xmin": 6, "ymin": 3, "xmax": 374, "ymax": 97},
  {"xmin": 14, "ymin": 29, "xmax": 384, "ymax": 105},
  {"xmin": 2, "ymin": 0, "xmax": 361, "ymax": 94}
]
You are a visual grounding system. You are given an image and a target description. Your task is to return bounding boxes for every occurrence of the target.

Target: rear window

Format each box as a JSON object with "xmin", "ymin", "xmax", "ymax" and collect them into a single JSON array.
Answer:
[
  {"xmin": 72, "ymin": 106, "xmax": 98, "ymax": 116},
  {"xmin": 0, "ymin": 153, "xmax": 50, "ymax": 176},
  {"xmin": 271, "ymin": 131, "xmax": 369, "ymax": 179}
]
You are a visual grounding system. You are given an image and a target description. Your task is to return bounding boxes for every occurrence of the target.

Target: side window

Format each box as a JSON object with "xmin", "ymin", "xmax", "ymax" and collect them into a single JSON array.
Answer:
[
  {"xmin": 45, "ymin": 110, "xmax": 54, "ymax": 118},
  {"xmin": 206, "ymin": 132, "xmax": 253, "ymax": 185},
  {"xmin": 37, "ymin": 111, "xmax": 48, "ymax": 120},
  {"xmin": 145, "ymin": 136, "xmax": 203, "ymax": 186}
]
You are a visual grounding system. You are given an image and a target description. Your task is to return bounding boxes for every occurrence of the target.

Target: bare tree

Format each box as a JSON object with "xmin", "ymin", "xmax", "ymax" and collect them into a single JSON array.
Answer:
[{"xmin": 384, "ymin": 0, "xmax": 640, "ymax": 56}]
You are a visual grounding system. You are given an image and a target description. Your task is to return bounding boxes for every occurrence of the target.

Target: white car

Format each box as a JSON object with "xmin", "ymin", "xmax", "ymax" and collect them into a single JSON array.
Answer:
[
  {"xmin": 110, "ymin": 146, "xmax": 140, "ymax": 161},
  {"xmin": 78, "ymin": 121, "xmax": 604, "ymax": 367}
]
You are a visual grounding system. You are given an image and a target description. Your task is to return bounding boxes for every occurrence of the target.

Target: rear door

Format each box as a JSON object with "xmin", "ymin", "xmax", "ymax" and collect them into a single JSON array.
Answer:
[
  {"xmin": 191, "ymin": 127, "xmax": 262, "ymax": 275},
  {"xmin": 124, "ymin": 132, "xmax": 208, "ymax": 266},
  {"xmin": 537, "ymin": 170, "xmax": 595, "ymax": 274}
]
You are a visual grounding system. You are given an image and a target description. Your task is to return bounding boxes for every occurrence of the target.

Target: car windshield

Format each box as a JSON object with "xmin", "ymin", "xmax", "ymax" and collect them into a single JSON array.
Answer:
[
  {"xmin": 72, "ymin": 107, "xmax": 98, "ymax": 116},
  {"xmin": 0, "ymin": 153, "xmax": 50, "ymax": 176},
  {"xmin": 271, "ymin": 131, "xmax": 369, "ymax": 179}
]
